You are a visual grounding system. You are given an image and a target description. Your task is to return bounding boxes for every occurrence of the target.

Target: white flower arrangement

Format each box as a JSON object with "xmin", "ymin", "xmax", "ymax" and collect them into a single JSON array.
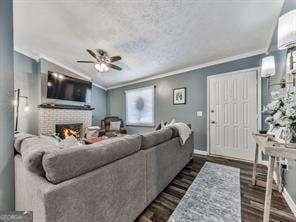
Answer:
[{"xmin": 264, "ymin": 90, "xmax": 296, "ymax": 142}]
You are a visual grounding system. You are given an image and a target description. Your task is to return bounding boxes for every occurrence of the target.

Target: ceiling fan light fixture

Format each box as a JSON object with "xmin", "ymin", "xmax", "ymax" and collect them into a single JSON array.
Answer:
[
  {"xmin": 102, "ymin": 63, "xmax": 109, "ymax": 72},
  {"xmin": 79, "ymin": 49, "xmax": 121, "ymax": 72},
  {"xmin": 94, "ymin": 63, "xmax": 101, "ymax": 71},
  {"xmin": 95, "ymin": 63, "xmax": 109, "ymax": 72}
]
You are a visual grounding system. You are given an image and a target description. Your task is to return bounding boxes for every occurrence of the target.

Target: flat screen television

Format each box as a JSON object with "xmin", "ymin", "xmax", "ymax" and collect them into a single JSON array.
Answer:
[{"xmin": 47, "ymin": 71, "xmax": 92, "ymax": 103}]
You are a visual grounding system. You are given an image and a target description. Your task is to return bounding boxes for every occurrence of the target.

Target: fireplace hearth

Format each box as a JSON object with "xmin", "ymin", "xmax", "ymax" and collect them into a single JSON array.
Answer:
[{"xmin": 56, "ymin": 123, "xmax": 83, "ymax": 139}]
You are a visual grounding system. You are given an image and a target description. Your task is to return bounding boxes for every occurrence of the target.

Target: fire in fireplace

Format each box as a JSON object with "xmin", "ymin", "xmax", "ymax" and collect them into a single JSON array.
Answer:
[{"xmin": 55, "ymin": 123, "xmax": 83, "ymax": 139}]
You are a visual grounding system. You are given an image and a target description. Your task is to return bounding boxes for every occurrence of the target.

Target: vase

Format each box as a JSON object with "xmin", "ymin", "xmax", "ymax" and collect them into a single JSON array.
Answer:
[{"xmin": 274, "ymin": 126, "xmax": 292, "ymax": 143}]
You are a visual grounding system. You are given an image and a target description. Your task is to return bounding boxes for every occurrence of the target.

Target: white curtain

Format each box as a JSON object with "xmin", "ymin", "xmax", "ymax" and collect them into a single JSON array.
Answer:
[{"xmin": 125, "ymin": 85, "xmax": 155, "ymax": 126}]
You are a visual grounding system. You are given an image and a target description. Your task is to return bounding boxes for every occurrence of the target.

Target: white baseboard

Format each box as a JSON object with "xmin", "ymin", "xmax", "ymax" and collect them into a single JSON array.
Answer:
[
  {"xmin": 283, "ymin": 187, "xmax": 296, "ymax": 217},
  {"xmin": 193, "ymin": 149, "xmax": 208, "ymax": 156},
  {"xmin": 273, "ymin": 172, "xmax": 296, "ymax": 216}
]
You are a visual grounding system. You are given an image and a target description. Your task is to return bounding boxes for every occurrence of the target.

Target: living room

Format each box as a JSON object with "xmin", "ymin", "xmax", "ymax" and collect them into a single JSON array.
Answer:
[{"xmin": 1, "ymin": 0, "xmax": 296, "ymax": 222}]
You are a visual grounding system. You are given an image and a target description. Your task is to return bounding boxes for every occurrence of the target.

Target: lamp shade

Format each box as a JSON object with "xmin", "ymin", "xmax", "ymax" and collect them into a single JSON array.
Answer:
[
  {"xmin": 261, "ymin": 56, "xmax": 275, "ymax": 77},
  {"xmin": 278, "ymin": 9, "xmax": 296, "ymax": 49}
]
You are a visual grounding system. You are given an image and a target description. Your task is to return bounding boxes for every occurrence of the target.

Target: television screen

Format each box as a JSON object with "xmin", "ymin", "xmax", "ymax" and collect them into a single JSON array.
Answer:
[{"xmin": 47, "ymin": 71, "xmax": 92, "ymax": 103}]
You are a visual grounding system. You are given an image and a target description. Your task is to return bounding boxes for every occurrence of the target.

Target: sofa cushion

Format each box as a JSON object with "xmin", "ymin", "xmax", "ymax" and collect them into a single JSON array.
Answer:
[
  {"xmin": 141, "ymin": 128, "xmax": 173, "ymax": 149},
  {"xmin": 14, "ymin": 133, "xmax": 61, "ymax": 176},
  {"xmin": 169, "ymin": 126, "xmax": 180, "ymax": 138},
  {"xmin": 42, "ymin": 134, "xmax": 142, "ymax": 184}
]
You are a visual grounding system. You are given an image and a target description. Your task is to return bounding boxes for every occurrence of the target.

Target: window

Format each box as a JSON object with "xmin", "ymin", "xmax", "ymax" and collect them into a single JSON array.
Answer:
[{"xmin": 125, "ymin": 85, "xmax": 155, "ymax": 126}]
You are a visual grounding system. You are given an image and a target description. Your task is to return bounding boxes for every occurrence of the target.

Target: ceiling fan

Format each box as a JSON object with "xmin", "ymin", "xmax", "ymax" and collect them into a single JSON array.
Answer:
[{"xmin": 77, "ymin": 49, "xmax": 122, "ymax": 72}]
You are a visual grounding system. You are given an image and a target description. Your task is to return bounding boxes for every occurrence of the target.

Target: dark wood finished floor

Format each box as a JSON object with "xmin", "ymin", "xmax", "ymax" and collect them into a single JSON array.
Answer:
[{"xmin": 136, "ymin": 155, "xmax": 296, "ymax": 222}]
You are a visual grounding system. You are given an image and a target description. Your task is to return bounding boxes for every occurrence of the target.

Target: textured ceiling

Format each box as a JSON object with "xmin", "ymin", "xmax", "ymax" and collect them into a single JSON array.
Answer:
[{"xmin": 14, "ymin": 0, "xmax": 283, "ymax": 89}]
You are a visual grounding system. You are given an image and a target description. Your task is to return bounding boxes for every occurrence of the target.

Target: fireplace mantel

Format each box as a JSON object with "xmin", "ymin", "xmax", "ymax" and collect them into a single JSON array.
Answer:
[
  {"xmin": 38, "ymin": 103, "xmax": 95, "ymax": 110},
  {"xmin": 38, "ymin": 106, "xmax": 92, "ymax": 136}
]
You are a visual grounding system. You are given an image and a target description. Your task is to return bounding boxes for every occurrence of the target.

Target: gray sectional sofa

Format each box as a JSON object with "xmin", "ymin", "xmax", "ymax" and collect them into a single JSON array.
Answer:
[{"xmin": 14, "ymin": 127, "xmax": 194, "ymax": 222}]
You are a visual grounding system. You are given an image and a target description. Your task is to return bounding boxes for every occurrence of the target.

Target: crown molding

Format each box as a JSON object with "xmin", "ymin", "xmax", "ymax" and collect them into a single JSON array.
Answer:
[
  {"xmin": 107, "ymin": 49, "xmax": 265, "ymax": 90},
  {"xmin": 93, "ymin": 83, "xmax": 107, "ymax": 90},
  {"xmin": 38, "ymin": 53, "xmax": 108, "ymax": 91},
  {"xmin": 14, "ymin": 47, "xmax": 264, "ymax": 92},
  {"xmin": 14, "ymin": 47, "xmax": 107, "ymax": 91},
  {"xmin": 14, "ymin": 46, "xmax": 40, "ymax": 61}
]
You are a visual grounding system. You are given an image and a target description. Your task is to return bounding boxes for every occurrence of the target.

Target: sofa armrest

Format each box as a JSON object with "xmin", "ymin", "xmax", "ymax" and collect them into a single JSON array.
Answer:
[
  {"xmin": 15, "ymin": 155, "xmax": 54, "ymax": 222},
  {"xmin": 16, "ymin": 151, "xmax": 146, "ymax": 222}
]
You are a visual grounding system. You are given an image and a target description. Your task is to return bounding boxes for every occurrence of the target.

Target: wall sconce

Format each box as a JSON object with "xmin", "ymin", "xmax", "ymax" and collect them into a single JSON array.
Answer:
[
  {"xmin": 14, "ymin": 88, "xmax": 29, "ymax": 132},
  {"xmin": 278, "ymin": 9, "xmax": 296, "ymax": 86},
  {"xmin": 261, "ymin": 56, "xmax": 276, "ymax": 92},
  {"xmin": 261, "ymin": 56, "xmax": 276, "ymax": 78}
]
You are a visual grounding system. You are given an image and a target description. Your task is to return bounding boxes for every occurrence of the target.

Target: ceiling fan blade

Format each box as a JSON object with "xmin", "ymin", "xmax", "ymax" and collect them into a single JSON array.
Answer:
[
  {"xmin": 77, "ymin": 60, "xmax": 95, "ymax": 63},
  {"xmin": 110, "ymin": 56, "xmax": 121, "ymax": 62},
  {"xmin": 106, "ymin": 63, "xmax": 122, "ymax": 71},
  {"xmin": 86, "ymin": 49, "xmax": 98, "ymax": 60}
]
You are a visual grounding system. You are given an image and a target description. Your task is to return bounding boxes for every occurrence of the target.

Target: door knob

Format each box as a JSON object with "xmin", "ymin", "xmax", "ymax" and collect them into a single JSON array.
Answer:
[
  {"xmin": 211, "ymin": 110, "xmax": 214, "ymax": 113},
  {"xmin": 211, "ymin": 121, "xmax": 215, "ymax": 124}
]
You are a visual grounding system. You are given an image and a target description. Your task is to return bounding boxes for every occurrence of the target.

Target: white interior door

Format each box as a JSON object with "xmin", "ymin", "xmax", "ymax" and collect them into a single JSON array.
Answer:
[{"xmin": 208, "ymin": 70, "xmax": 258, "ymax": 161}]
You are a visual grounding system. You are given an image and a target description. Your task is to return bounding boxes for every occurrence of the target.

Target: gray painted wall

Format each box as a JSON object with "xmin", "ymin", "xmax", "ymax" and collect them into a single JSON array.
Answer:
[
  {"xmin": 92, "ymin": 85, "xmax": 107, "ymax": 126},
  {"xmin": 107, "ymin": 54, "xmax": 261, "ymax": 151},
  {"xmin": 0, "ymin": 0, "xmax": 14, "ymax": 210},
  {"xmin": 14, "ymin": 56, "xmax": 107, "ymax": 133},
  {"xmin": 40, "ymin": 58, "xmax": 91, "ymax": 106},
  {"xmin": 14, "ymin": 51, "xmax": 39, "ymax": 134},
  {"xmin": 39, "ymin": 58, "xmax": 107, "ymax": 126}
]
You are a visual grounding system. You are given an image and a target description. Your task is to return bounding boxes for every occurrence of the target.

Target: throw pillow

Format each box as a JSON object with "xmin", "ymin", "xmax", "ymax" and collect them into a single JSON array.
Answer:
[
  {"xmin": 109, "ymin": 121, "xmax": 121, "ymax": 131},
  {"xmin": 154, "ymin": 123, "xmax": 162, "ymax": 131},
  {"xmin": 160, "ymin": 121, "xmax": 167, "ymax": 129},
  {"xmin": 166, "ymin": 118, "xmax": 176, "ymax": 126},
  {"xmin": 154, "ymin": 120, "xmax": 167, "ymax": 131}
]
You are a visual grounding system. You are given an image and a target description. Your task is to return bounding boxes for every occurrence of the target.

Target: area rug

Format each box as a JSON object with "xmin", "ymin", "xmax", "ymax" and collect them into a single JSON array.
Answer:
[{"xmin": 168, "ymin": 162, "xmax": 241, "ymax": 222}]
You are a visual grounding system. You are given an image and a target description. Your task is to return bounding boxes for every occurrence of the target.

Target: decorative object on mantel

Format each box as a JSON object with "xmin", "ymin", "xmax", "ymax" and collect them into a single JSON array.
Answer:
[
  {"xmin": 14, "ymin": 89, "xmax": 30, "ymax": 132},
  {"xmin": 38, "ymin": 103, "xmax": 94, "ymax": 110},
  {"xmin": 173, "ymin": 87, "xmax": 186, "ymax": 105},
  {"xmin": 277, "ymin": 9, "xmax": 296, "ymax": 87}
]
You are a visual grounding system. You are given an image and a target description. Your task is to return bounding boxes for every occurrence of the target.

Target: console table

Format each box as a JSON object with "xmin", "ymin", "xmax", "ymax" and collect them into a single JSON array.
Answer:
[{"xmin": 252, "ymin": 133, "xmax": 296, "ymax": 222}]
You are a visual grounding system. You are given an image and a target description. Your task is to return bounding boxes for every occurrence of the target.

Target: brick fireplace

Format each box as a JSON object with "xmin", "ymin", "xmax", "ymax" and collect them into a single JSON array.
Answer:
[{"xmin": 38, "ymin": 106, "xmax": 92, "ymax": 137}]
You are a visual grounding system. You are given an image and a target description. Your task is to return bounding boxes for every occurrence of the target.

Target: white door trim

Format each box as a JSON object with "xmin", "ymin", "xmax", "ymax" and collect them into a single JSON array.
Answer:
[
  {"xmin": 207, "ymin": 67, "xmax": 260, "ymax": 80},
  {"xmin": 206, "ymin": 67, "xmax": 261, "ymax": 161}
]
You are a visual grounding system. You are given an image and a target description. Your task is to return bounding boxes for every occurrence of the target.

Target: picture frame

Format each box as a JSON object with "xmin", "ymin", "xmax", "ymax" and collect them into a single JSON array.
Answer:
[{"xmin": 173, "ymin": 87, "xmax": 186, "ymax": 105}]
